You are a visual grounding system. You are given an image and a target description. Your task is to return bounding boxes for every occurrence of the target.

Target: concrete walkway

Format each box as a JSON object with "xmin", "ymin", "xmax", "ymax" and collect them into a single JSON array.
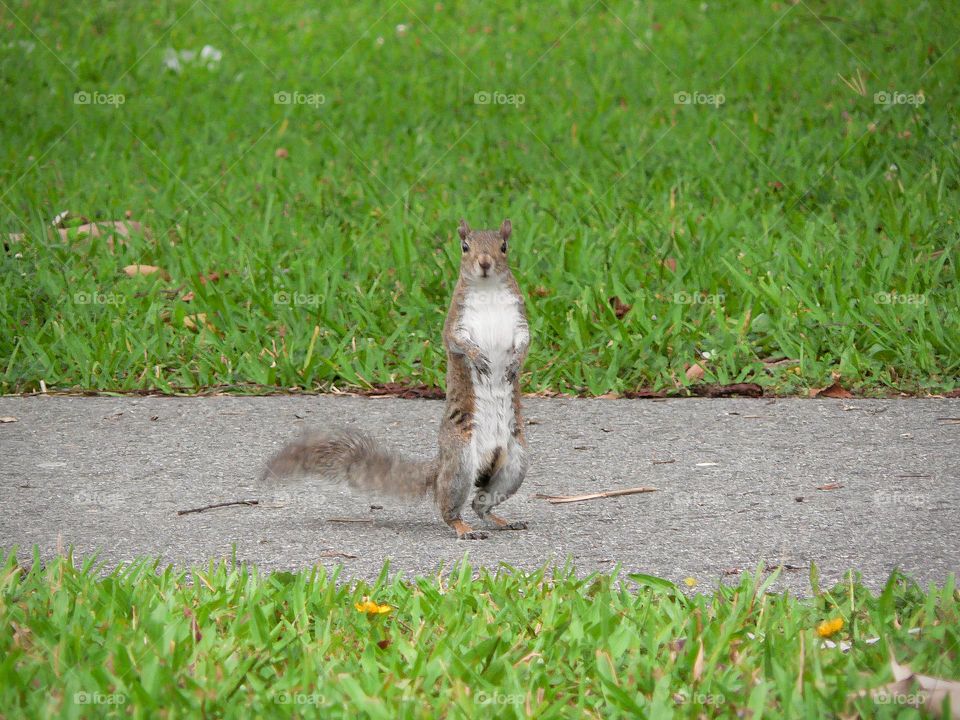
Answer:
[{"xmin": 0, "ymin": 395, "xmax": 956, "ymax": 595}]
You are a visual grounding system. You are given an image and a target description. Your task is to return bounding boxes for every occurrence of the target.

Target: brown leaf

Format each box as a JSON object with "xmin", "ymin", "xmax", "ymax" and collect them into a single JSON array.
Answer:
[
  {"xmin": 198, "ymin": 270, "xmax": 231, "ymax": 285},
  {"xmin": 608, "ymin": 296, "xmax": 632, "ymax": 319},
  {"xmin": 123, "ymin": 264, "xmax": 165, "ymax": 278},
  {"xmin": 662, "ymin": 257, "xmax": 677, "ymax": 272},
  {"xmin": 531, "ymin": 285, "xmax": 551, "ymax": 297},
  {"xmin": 275, "ymin": 147, "xmax": 289, "ymax": 159},
  {"xmin": 0, "ymin": 416, "xmax": 18, "ymax": 423},
  {"xmin": 685, "ymin": 363, "xmax": 705, "ymax": 382},
  {"xmin": 810, "ymin": 376, "xmax": 854, "ymax": 399},
  {"xmin": 855, "ymin": 654, "xmax": 960, "ymax": 719},
  {"xmin": 692, "ymin": 640, "xmax": 705, "ymax": 682},
  {"xmin": 816, "ymin": 483, "xmax": 844, "ymax": 491},
  {"xmin": 181, "ymin": 291, "xmax": 195, "ymax": 302},
  {"xmin": 183, "ymin": 313, "xmax": 215, "ymax": 332}
]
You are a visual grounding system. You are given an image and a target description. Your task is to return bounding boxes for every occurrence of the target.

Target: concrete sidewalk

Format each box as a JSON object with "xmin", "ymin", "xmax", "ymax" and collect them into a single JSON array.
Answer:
[{"xmin": 0, "ymin": 395, "xmax": 956, "ymax": 595}]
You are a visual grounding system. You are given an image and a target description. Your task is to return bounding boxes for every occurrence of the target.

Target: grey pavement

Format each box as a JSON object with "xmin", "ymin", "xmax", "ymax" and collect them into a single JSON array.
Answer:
[{"xmin": 0, "ymin": 395, "xmax": 957, "ymax": 595}]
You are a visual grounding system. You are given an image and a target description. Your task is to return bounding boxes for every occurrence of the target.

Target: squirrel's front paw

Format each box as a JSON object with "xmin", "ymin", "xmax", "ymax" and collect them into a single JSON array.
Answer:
[
  {"xmin": 504, "ymin": 360, "xmax": 520, "ymax": 383},
  {"xmin": 471, "ymin": 353, "xmax": 492, "ymax": 377}
]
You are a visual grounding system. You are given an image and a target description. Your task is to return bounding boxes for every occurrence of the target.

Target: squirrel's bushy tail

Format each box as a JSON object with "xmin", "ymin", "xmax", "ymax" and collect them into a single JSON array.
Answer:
[{"xmin": 261, "ymin": 429, "xmax": 437, "ymax": 498}]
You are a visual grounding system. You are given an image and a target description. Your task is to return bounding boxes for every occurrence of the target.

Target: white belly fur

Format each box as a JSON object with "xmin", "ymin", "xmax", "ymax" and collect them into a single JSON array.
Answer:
[{"xmin": 460, "ymin": 280, "xmax": 519, "ymax": 468}]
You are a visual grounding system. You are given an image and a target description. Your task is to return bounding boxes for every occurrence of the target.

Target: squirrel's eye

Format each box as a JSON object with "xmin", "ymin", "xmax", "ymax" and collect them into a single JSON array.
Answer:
[
  {"xmin": 461, "ymin": 242, "xmax": 469, "ymax": 253},
  {"xmin": 500, "ymin": 242, "xmax": 507, "ymax": 253}
]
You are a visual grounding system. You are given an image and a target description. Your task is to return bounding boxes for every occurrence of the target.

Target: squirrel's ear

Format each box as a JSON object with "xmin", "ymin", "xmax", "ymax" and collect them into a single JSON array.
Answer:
[
  {"xmin": 458, "ymin": 219, "xmax": 471, "ymax": 240},
  {"xmin": 500, "ymin": 219, "xmax": 512, "ymax": 242}
]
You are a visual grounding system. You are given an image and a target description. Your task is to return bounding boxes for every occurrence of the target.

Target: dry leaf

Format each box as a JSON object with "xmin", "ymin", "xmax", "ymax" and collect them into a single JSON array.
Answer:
[
  {"xmin": 692, "ymin": 639, "xmax": 705, "ymax": 682},
  {"xmin": 853, "ymin": 654, "xmax": 960, "ymax": 719},
  {"xmin": 810, "ymin": 374, "xmax": 854, "ymax": 399},
  {"xmin": 816, "ymin": 483, "xmax": 844, "ymax": 491},
  {"xmin": 686, "ymin": 363, "xmax": 705, "ymax": 382},
  {"xmin": 123, "ymin": 264, "xmax": 165, "ymax": 278},
  {"xmin": 181, "ymin": 291, "xmax": 195, "ymax": 302},
  {"xmin": 183, "ymin": 313, "xmax": 215, "ymax": 332},
  {"xmin": 0, "ymin": 416, "xmax": 18, "ymax": 423},
  {"xmin": 608, "ymin": 296, "xmax": 632, "ymax": 319},
  {"xmin": 198, "ymin": 270, "xmax": 231, "ymax": 285},
  {"xmin": 662, "ymin": 257, "xmax": 678, "ymax": 272}
]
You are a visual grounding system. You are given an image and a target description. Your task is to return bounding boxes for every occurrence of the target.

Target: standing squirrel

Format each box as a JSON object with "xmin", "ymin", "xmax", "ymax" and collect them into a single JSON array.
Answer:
[{"xmin": 262, "ymin": 218, "xmax": 530, "ymax": 539}]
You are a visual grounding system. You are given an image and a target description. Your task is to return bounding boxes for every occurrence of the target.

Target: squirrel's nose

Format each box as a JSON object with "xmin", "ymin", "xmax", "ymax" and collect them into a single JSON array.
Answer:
[{"xmin": 478, "ymin": 257, "xmax": 492, "ymax": 271}]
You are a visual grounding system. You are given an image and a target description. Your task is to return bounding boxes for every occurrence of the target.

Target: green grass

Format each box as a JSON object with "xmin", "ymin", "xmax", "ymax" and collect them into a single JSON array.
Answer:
[
  {"xmin": 1, "ymin": 0, "xmax": 958, "ymax": 396},
  {"xmin": 1, "ymin": 550, "xmax": 957, "ymax": 718}
]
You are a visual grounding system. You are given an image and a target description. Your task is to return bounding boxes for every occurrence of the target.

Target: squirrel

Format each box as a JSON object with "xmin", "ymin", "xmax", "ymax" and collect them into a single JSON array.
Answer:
[{"xmin": 262, "ymin": 218, "xmax": 530, "ymax": 540}]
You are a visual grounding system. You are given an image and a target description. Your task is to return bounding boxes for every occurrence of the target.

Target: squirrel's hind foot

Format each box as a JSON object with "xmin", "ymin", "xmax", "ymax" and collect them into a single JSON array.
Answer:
[
  {"xmin": 449, "ymin": 518, "xmax": 489, "ymax": 540},
  {"xmin": 485, "ymin": 513, "xmax": 528, "ymax": 531},
  {"xmin": 458, "ymin": 530, "xmax": 490, "ymax": 540}
]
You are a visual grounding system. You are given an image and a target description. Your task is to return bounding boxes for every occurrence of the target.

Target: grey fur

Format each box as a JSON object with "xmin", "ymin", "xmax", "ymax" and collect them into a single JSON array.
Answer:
[{"xmin": 262, "ymin": 429, "xmax": 436, "ymax": 498}]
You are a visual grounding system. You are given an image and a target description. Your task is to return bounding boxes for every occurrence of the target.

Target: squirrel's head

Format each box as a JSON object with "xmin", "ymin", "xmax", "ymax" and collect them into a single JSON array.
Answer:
[{"xmin": 457, "ymin": 218, "xmax": 512, "ymax": 281}]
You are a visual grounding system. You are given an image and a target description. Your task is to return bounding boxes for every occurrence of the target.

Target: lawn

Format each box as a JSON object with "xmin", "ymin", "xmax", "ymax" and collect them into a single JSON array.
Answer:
[
  {"xmin": 1, "ymin": 0, "xmax": 957, "ymax": 396},
  {"xmin": 1, "ymin": 550, "xmax": 957, "ymax": 718}
]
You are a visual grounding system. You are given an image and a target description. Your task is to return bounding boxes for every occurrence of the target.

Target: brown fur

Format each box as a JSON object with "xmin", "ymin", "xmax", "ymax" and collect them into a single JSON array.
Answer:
[{"xmin": 262, "ymin": 218, "xmax": 529, "ymax": 539}]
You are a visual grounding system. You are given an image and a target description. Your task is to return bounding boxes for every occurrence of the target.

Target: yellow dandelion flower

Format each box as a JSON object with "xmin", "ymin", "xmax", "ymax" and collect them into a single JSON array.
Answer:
[
  {"xmin": 684, "ymin": 577, "xmax": 697, "ymax": 588},
  {"xmin": 354, "ymin": 598, "xmax": 393, "ymax": 616},
  {"xmin": 816, "ymin": 617, "xmax": 844, "ymax": 638}
]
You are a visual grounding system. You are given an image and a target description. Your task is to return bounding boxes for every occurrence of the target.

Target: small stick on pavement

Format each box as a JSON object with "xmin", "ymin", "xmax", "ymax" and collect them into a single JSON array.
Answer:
[
  {"xmin": 177, "ymin": 500, "xmax": 259, "ymax": 516},
  {"xmin": 326, "ymin": 517, "xmax": 375, "ymax": 523},
  {"xmin": 534, "ymin": 487, "xmax": 657, "ymax": 504}
]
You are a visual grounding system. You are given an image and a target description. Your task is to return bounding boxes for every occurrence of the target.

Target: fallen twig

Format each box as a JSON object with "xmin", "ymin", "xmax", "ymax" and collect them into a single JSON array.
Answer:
[
  {"xmin": 534, "ymin": 487, "xmax": 657, "ymax": 504},
  {"xmin": 177, "ymin": 500, "xmax": 259, "ymax": 516}
]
